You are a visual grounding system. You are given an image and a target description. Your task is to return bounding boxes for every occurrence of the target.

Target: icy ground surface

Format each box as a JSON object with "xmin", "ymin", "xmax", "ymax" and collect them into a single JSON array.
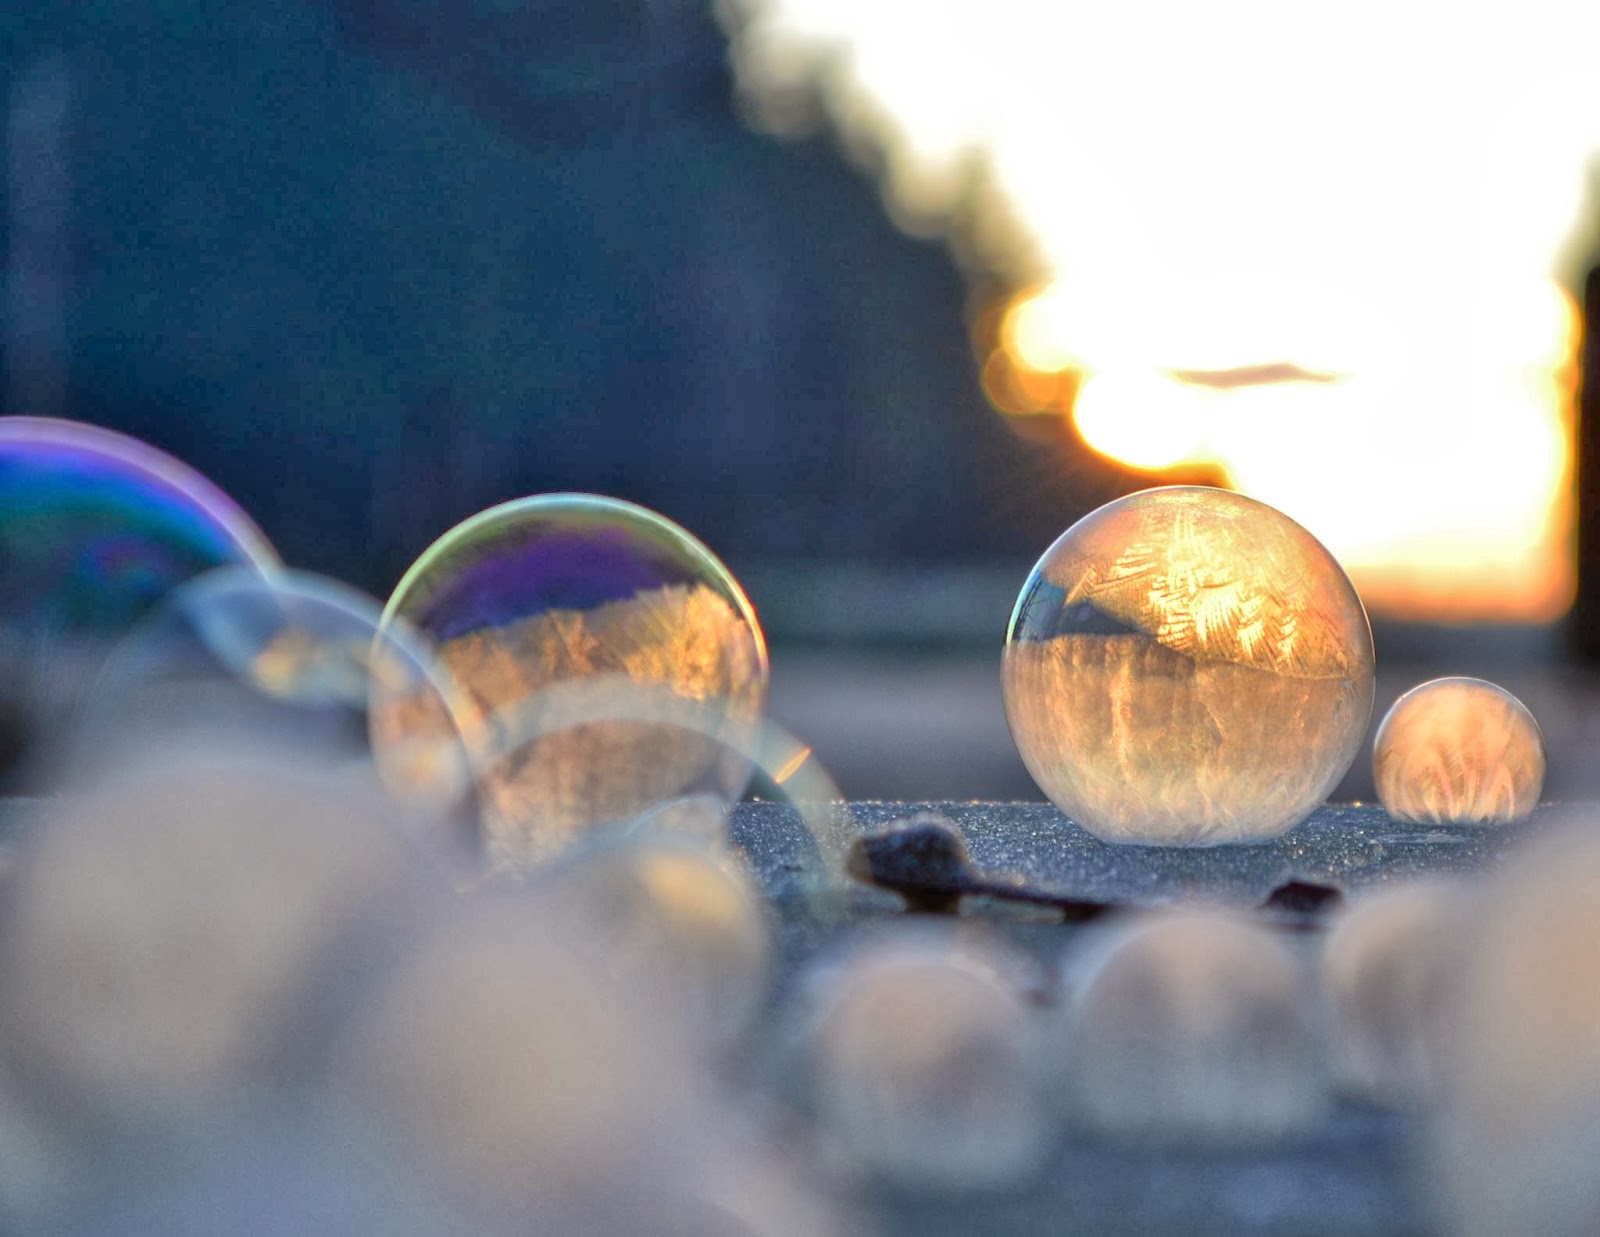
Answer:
[{"xmin": 730, "ymin": 801, "xmax": 1550, "ymax": 1237}]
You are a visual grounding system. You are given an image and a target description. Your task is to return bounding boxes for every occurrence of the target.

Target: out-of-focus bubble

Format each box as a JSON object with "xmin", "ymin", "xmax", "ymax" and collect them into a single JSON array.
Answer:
[
  {"xmin": 373, "ymin": 494, "xmax": 768, "ymax": 870},
  {"xmin": 550, "ymin": 1123, "xmax": 857, "ymax": 1237},
  {"xmin": 1002, "ymin": 486, "xmax": 1374, "ymax": 844},
  {"xmin": 0, "ymin": 1068, "xmax": 73, "ymax": 1232},
  {"xmin": 0, "ymin": 757, "xmax": 435, "ymax": 1129},
  {"xmin": 1057, "ymin": 910, "xmax": 1325, "ymax": 1144},
  {"xmin": 798, "ymin": 927, "xmax": 1046, "ymax": 1190},
  {"xmin": 1319, "ymin": 881, "xmax": 1471, "ymax": 1104},
  {"xmin": 332, "ymin": 896, "xmax": 702, "ymax": 1220},
  {"xmin": 1373, "ymin": 676, "xmax": 1545, "ymax": 825},
  {"xmin": 532, "ymin": 843, "xmax": 771, "ymax": 1054},
  {"xmin": 0, "ymin": 418, "xmax": 277, "ymax": 776},
  {"xmin": 35, "ymin": 1110, "xmax": 451, "ymax": 1237},
  {"xmin": 1433, "ymin": 824, "xmax": 1600, "ymax": 1237},
  {"xmin": 61, "ymin": 567, "xmax": 468, "ymax": 811},
  {"xmin": 482, "ymin": 698, "xmax": 850, "ymax": 889}
]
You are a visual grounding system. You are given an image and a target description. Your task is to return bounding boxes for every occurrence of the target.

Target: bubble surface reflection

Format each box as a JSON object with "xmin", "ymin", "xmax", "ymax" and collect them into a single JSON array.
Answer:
[
  {"xmin": 375, "ymin": 495, "xmax": 768, "ymax": 869},
  {"xmin": 1002, "ymin": 486, "xmax": 1374, "ymax": 844}
]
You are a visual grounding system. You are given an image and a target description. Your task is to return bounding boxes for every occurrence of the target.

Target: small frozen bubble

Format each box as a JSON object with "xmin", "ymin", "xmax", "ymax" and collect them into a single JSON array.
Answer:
[
  {"xmin": 333, "ymin": 897, "xmax": 700, "ymax": 1213},
  {"xmin": 1002, "ymin": 486, "xmax": 1374, "ymax": 845},
  {"xmin": 798, "ymin": 927, "xmax": 1046, "ymax": 1190},
  {"xmin": 0, "ymin": 418, "xmax": 276, "ymax": 776},
  {"xmin": 1319, "ymin": 881, "xmax": 1471, "ymax": 1104},
  {"xmin": 1373, "ymin": 676, "xmax": 1545, "ymax": 825},
  {"xmin": 373, "ymin": 494, "xmax": 768, "ymax": 870},
  {"xmin": 530, "ymin": 842, "xmax": 771, "ymax": 1054},
  {"xmin": 1058, "ymin": 910, "xmax": 1325, "ymax": 1144},
  {"xmin": 0, "ymin": 757, "xmax": 433, "ymax": 1128},
  {"xmin": 1433, "ymin": 824, "xmax": 1600, "ymax": 1237}
]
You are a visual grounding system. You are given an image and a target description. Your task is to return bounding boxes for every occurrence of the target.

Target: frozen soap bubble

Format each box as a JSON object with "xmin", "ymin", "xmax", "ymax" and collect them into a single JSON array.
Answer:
[
  {"xmin": 1056, "ymin": 911, "xmax": 1326, "ymax": 1144},
  {"xmin": 1373, "ymin": 676, "xmax": 1544, "ymax": 825},
  {"xmin": 0, "ymin": 418, "xmax": 276, "ymax": 774},
  {"xmin": 373, "ymin": 494, "xmax": 767, "ymax": 870},
  {"xmin": 1002, "ymin": 486, "xmax": 1374, "ymax": 845}
]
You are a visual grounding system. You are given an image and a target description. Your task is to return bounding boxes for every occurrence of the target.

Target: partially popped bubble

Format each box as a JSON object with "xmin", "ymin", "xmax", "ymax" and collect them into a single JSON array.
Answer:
[
  {"xmin": 1373, "ymin": 677, "xmax": 1545, "ymax": 825},
  {"xmin": 373, "ymin": 494, "xmax": 768, "ymax": 869},
  {"xmin": 1002, "ymin": 486, "xmax": 1374, "ymax": 845},
  {"xmin": 0, "ymin": 418, "xmax": 277, "ymax": 774}
]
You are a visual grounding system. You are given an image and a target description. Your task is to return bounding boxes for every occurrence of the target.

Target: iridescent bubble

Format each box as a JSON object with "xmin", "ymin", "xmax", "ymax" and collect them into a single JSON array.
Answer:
[
  {"xmin": 1057, "ymin": 911, "xmax": 1326, "ymax": 1143},
  {"xmin": 65, "ymin": 566, "xmax": 470, "ymax": 828},
  {"xmin": 373, "ymin": 494, "xmax": 768, "ymax": 870},
  {"xmin": 1002, "ymin": 486, "xmax": 1374, "ymax": 845},
  {"xmin": 0, "ymin": 418, "xmax": 276, "ymax": 774},
  {"xmin": 1373, "ymin": 676, "xmax": 1545, "ymax": 825},
  {"xmin": 797, "ymin": 927, "xmax": 1046, "ymax": 1189}
]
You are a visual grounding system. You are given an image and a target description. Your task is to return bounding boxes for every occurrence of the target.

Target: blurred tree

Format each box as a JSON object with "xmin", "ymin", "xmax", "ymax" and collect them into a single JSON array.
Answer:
[{"xmin": 0, "ymin": 0, "xmax": 1080, "ymax": 604}]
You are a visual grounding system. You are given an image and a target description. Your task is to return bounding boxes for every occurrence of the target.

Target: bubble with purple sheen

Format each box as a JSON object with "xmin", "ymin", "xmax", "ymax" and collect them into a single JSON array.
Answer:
[
  {"xmin": 0, "ymin": 419, "xmax": 277, "ymax": 777},
  {"xmin": 405, "ymin": 523, "xmax": 702, "ymax": 643},
  {"xmin": 376, "ymin": 494, "xmax": 769, "ymax": 869},
  {"xmin": 0, "ymin": 418, "xmax": 277, "ymax": 637}
]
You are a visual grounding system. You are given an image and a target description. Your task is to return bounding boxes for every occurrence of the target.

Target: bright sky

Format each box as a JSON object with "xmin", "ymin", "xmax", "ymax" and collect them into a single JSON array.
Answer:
[{"xmin": 721, "ymin": 0, "xmax": 1600, "ymax": 620}]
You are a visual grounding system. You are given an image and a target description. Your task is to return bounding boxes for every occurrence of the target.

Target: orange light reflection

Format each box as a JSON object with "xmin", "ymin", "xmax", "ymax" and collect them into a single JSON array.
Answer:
[{"xmin": 987, "ymin": 278, "xmax": 1579, "ymax": 624}]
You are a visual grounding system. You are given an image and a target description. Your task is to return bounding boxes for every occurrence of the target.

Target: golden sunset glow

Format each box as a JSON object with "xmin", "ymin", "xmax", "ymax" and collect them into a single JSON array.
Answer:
[
  {"xmin": 993, "ymin": 276, "xmax": 1579, "ymax": 621},
  {"xmin": 721, "ymin": 0, "xmax": 1600, "ymax": 621}
]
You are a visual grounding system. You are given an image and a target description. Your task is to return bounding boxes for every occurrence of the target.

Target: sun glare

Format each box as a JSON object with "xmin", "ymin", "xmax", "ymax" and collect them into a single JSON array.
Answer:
[{"xmin": 720, "ymin": 0, "xmax": 1599, "ymax": 622}]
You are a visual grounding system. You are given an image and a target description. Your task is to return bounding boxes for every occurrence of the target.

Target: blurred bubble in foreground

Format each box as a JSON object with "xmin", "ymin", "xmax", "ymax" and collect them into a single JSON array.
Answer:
[
  {"xmin": 1058, "ymin": 911, "xmax": 1326, "ymax": 1143},
  {"xmin": 0, "ymin": 418, "xmax": 277, "ymax": 774},
  {"xmin": 1373, "ymin": 677, "xmax": 1545, "ymax": 825},
  {"xmin": 333, "ymin": 897, "xmax": 701, "ymax": 1220},
  {"xmin": 799, "ymin": 928, "xmax": 1046, "ymax": 1189},
  {"xmin": 1433, "ymin": 822, "xmax": 1600, "ymax": 1237},
  {"xmin": 1002, "ymin": 486, "xmax": 1374, "ymax": 844},
  {"xmin": 1319, "ymin": 881, "xmax": 1471, "ymax": 1105},
  {"xmin": 531, "ymin": 842, "xmax": 771, "ymax": 1054},
  {"xmin": 374, "ymin": 494, "xmax": 768, "ymax": 869},
  {"xmin": 0, "ymin": 757, "xmax": 433, "ymax": 1132}
]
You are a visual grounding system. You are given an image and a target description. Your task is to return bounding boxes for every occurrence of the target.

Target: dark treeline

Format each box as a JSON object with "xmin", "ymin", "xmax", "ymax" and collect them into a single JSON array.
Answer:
[{"xmin": 0, "ymin": 1, "xmax": 1111, "ymax": 602}]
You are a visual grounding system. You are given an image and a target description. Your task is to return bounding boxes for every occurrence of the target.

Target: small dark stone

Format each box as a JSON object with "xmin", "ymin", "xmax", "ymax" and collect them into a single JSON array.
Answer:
[
  {"xmin": 846, "ymin": 814, "xmax": 974, "ymax": 914},
  {"xmin": 847, "ymin": 813, "xmax": 1115, "ymax": 921},
  {"xmin": 1259, "ymin": 878, "xmax": 1344, "ymax": 924}
]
